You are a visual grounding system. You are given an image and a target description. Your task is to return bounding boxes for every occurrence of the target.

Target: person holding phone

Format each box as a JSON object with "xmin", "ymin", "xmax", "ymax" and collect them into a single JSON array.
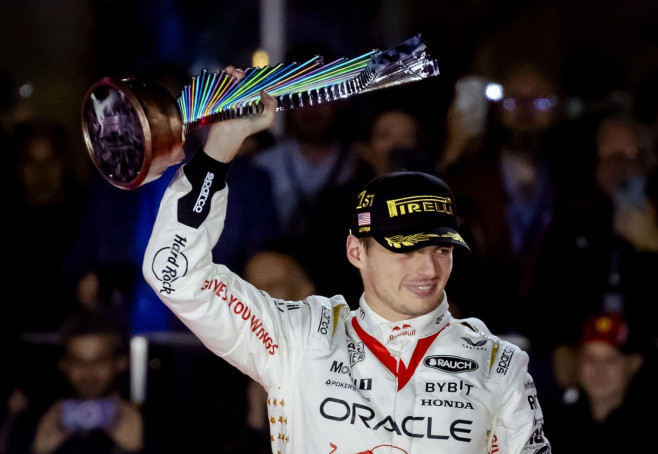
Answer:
[{"xmin": 29, "ymin": 310, "xmax": 143, "ymax": 454}]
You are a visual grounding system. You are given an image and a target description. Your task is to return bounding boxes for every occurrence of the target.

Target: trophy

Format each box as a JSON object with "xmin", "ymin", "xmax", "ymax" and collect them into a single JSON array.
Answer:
[{"xmin": 81, "ymin": 34, "xmax": 440, "ymax": 190}]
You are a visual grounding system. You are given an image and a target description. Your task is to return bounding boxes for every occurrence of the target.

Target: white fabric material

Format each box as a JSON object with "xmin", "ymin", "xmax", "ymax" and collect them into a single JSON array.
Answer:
[{"xmin": 143, "ymin": 166, "xmax": 551, "ymax": 454}]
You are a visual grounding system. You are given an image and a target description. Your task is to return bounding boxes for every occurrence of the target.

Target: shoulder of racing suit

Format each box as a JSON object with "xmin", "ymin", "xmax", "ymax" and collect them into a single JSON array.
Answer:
[{"xmin": 455, "ymin": 317, "xmax": 529, "ymax": 381}]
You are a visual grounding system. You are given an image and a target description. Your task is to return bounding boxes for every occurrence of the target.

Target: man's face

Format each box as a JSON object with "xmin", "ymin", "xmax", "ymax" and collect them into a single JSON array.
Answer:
[
  {"xmin": 366, "ymin": 111, "xmax": 419, "ymax": 175},
  {"xmin": 499, "ymin": 65, "xmax": 557, "ymax": 136},
  {"xmin": 595, "ymin": 118, "xmax": 646, "ymax": 195},
  {"xmin": 578, "ymin": 341, "xmax": 636, "ymax": 403},
  {"xmin": 60, "ymin": 334, "xmax": 122, "ymax": 400},
  {"xmin": 244, "ymin": 251, "xmax": 315, "ymax": 301},
  {"xmin": 348, "ymin": 237, "xmax": 452, "ymax": 321}
]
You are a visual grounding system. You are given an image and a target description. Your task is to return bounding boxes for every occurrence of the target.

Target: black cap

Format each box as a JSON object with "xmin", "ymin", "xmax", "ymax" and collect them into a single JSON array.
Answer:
[{"xmin": 350, "ymin": 170, "xmax": 470, "ymax": 253}]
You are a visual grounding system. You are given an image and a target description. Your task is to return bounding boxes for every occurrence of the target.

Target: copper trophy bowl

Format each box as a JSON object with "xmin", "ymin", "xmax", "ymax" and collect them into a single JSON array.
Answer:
[{"xmin": 81, "ymin": 77, "xmax": 185, "ymax": 190}]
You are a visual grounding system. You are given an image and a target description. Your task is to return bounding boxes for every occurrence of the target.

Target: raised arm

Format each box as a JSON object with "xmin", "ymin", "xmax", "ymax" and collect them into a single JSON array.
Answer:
[
  {"xmin": 202, "ymin": 66, "xmax": 278, "ymax": 163},
  {"xmin": 141, "ymin": 69, "xmax": 296, "ymax": 381}
]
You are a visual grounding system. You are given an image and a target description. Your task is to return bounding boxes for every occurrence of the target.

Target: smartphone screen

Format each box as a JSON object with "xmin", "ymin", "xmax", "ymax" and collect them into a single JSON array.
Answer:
[{"xmin": 61, "ymin": 398, "xmax": 117, "ymax": 431}]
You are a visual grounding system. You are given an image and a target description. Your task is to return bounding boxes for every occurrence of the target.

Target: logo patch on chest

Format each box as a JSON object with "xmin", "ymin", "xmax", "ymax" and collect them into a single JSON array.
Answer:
[
  {"xmin": 423, "ymin": 355, "xmax": 479, "ymax": 373},
  {"xmin": 348, "ymin": 340, "xmax": 365, "ymax": 367}
]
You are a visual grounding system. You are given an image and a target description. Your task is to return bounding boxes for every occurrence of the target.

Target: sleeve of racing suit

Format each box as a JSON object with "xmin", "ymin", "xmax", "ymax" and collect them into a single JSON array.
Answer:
[
  {"xmin": 489, "ymin": 346, "xmax": 552, "ymax": 454},
  {"xmin": 142, "ymin": 149, "xmax": 316, "ymax": 388}
]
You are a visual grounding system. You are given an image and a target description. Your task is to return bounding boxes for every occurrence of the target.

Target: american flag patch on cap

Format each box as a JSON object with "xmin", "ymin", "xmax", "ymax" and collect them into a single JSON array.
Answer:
[{"xmin": 358, "ymin": 212, "xmax": 371, "ymax": 226}]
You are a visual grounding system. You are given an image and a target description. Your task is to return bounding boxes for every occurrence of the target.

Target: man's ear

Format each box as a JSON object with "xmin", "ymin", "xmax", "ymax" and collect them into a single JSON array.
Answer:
[{"xmin": 346, "ymin": 235, "xmax": 365, "ymax": 269}]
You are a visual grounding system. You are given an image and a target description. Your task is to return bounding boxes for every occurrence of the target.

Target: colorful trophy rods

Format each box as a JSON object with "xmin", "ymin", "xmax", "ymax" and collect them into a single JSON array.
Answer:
[{"xmin": 81, "ymin": 34, "xmax": 440, "ymax": 189}]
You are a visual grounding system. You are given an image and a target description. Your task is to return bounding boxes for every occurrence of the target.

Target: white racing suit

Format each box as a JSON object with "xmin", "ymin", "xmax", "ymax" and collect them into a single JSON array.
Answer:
[{"xmin": 143, "ymin": 151, "xmax": 552, "ymax": 454}]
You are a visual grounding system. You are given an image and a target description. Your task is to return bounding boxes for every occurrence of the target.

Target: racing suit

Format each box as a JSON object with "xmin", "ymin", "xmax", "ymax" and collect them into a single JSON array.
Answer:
[{"xmin": 142, "ymin": 150, "xmax": 552, "ymax": 454}]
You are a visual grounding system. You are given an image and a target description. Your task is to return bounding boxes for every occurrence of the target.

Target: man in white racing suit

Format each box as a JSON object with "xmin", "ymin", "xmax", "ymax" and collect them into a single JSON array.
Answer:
[{"xmin": 142, "ymin": 67, "xmax": 552, "ymax": 454}]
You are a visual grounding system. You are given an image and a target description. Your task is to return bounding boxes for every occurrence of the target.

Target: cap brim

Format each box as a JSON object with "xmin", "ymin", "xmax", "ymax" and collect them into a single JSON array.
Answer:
[{"xmin": 372, "ymin": 226, "xmax": 471, "ymax": 253}]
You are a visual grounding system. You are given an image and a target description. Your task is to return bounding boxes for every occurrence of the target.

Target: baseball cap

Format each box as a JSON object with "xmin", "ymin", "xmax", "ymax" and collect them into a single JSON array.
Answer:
[
  {"xmin": 350, "ymin": 170, "xmax": 470, "ymax": 253},
  {"xmin": 581, "ymin": 312, "xmax": 630, "ymax": 351}
]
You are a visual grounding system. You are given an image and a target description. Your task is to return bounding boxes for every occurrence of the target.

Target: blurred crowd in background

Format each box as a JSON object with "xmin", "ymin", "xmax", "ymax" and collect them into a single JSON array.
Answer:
[{"xmin": 1, "ymin": 1, "xmax": 658, "ymax": 453}]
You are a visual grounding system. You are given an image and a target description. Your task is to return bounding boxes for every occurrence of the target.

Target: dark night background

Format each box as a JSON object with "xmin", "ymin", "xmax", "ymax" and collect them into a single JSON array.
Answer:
[{"xmin": 2, "ymin": 0, "xmax": 657, "ymax": 182}]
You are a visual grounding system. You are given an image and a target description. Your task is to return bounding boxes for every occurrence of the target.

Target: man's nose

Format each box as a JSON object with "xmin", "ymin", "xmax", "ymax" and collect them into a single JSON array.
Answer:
[{"xmin": 413, "ymin": 251, "xmax": 439, "ymax": 276}]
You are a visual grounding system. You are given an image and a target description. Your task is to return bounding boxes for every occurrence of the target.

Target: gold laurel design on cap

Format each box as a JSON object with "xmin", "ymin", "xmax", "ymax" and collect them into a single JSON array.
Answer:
[
  {"xmin": 384, "ymin": 232, "xmax": 468, "ymax": 249},
  {"xmin": 441, "ymin": 232, "xmax": 467, "ymax": 244},
  {"xmin": 384, "ymin": 233, "xmax": 440, "ymax": 248}
]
